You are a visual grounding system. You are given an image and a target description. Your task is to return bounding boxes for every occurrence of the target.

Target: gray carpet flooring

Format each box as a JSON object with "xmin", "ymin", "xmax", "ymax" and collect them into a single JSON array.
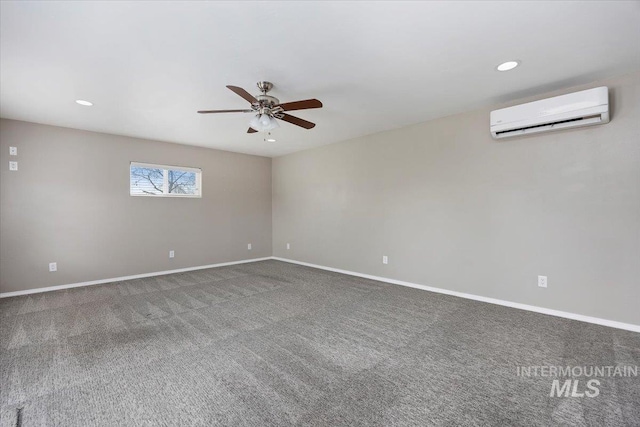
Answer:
[{"xmin": 0, "ymin": 260, "xmax": 638, "ymax": 426}]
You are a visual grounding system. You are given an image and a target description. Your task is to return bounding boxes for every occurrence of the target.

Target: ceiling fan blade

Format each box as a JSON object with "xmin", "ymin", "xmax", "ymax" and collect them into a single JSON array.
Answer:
[
  {"xmin": 227, "ymin": 85, "xmax": 258, "ymax": 104},
  {"xmin": 247, "ymin": 127, "xmax": 258, "ymax": 133},
  {"xmin": 197, "ymin": 109, "xmax": 253, "ymax": 114},
  {"xmin": 279, "ymin": 113, "xmax": 316, "ymax": 129},
  {"xmin": 276, "ymin": 99, "xmax": 322, "ymax": 111}
]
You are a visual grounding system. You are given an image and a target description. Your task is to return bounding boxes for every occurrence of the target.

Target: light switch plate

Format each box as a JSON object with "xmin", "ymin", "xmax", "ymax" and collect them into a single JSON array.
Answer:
[
  {"xmin": 9, "ymin": 147, "xmax": 17, "ymax": 156},
  {"xmin": 9, "ymin": 161, "xmax": 18, "ymax": 171}
]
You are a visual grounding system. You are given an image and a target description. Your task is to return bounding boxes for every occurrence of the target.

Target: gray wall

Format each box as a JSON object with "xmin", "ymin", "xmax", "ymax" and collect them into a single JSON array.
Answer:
[
  {"xmin": 273, "ymin": 72, "xmax": 640, "ymax": 325},
  {"xmin": 2, "ymin": 73, "xmax": 638, "ymax": 325},
  {"xmin": 0, "ymin": 120, "xmax": 272, "ymax": 293}
]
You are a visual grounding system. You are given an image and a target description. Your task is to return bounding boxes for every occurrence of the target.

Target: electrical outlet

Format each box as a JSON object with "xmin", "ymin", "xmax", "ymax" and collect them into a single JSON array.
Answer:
[
  {"xmin": 286, "ymin": 243, "xmax": 290, "ymax": 250},
  {"xmin": 169, "ymin": 250, "xmax": 174, "ymax": 258},
  {"xmin": 9, "ymin": 147, "xmax": 17, "ymax": 156},
  {"xmin": 248, "ymin": 243, "xmax": 252, "ymax": 250},
  {"xmin": 538, "ymin": 275, "xmax": 547, "ymax": 288},
  {"xmin": 382, "ymin": 255, "xmax": 389, "ymax": 265},
  {"xmin": 49, "ymin": 262, "xmax": 57, "ymax": 272},
  {"xmin": 9, "ymin": 161, "xmax": 18, "ymax": 171}
]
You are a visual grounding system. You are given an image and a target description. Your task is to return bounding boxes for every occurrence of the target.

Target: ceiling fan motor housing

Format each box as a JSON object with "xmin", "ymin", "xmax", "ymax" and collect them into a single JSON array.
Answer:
[{"xmin": 256, "ymin": 94, "xmax": 280, "ymax": 108}]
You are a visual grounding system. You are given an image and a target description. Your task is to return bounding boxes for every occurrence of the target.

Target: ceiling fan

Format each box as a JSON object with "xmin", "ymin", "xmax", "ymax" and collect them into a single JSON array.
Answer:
[{"xmin": 198, "ymin": 81, "xmax": 322, "ymax": 133}]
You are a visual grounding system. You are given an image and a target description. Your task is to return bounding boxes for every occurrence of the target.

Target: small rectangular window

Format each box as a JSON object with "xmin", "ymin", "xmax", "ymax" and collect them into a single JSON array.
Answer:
[{"xmin": 130, "ymin": 162, "xmax": 201, "ymax": 198}]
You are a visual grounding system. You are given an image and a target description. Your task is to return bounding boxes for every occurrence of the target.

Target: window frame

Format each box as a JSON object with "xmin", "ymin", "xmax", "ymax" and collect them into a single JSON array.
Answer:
[{"xmin": 130, "ymin": 161, "xmax": 202, "ymax": 198}]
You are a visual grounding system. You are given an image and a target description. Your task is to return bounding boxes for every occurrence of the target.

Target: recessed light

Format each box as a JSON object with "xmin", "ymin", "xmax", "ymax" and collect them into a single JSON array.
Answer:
[
  {"xmin": 266, "ymin": 138, "xmax": 276, "ymax": 142},
  {"xmin": 75, "ymin": 100, "xmax": 93, "ymax": 106},
  {"xmin": 496, "ymin": 61, "xmax": 520, "ymax": 72}
]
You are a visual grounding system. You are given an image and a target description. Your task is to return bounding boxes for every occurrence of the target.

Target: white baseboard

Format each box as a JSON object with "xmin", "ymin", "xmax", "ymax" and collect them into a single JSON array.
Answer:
[
  {"xmin": 0, "ymin": 257, "xmax": 272, "ymax": 298},
  {"xmin": 3, "ymin": 255, "xmax": 638, "ymax": 333},
  {"xmin": 271, "ymin": 257, "xmax": 640, "ymax": 333}
]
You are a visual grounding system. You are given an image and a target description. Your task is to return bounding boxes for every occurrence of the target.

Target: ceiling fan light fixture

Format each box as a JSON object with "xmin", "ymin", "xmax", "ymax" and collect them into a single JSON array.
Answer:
[
  {"xmin": 250, "ymin": 113, "xmax": 279, "ymax": 132},
  {"xmin": 249, "ymin": 114, "xmax": 262, "ymax": 131},
  {"xmin": 267, "ymin": 116, "xmax": 280, "ymax": 131},
  {"xmin": 259, "ymin": 114, "xmax": 271, "ymax": 127}
]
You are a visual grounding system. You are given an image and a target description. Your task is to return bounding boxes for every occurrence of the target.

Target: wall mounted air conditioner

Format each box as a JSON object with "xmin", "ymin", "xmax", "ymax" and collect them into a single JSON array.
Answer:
[{"xmin": 490, "ymin": 86, "xmax": 609, "ymax": 139}]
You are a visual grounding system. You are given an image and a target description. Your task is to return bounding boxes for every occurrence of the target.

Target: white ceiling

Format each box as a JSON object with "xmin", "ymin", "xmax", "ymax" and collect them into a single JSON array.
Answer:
[{"xmin": 1, "ymin": 1, "xmax": 639, "ymax": 157}]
